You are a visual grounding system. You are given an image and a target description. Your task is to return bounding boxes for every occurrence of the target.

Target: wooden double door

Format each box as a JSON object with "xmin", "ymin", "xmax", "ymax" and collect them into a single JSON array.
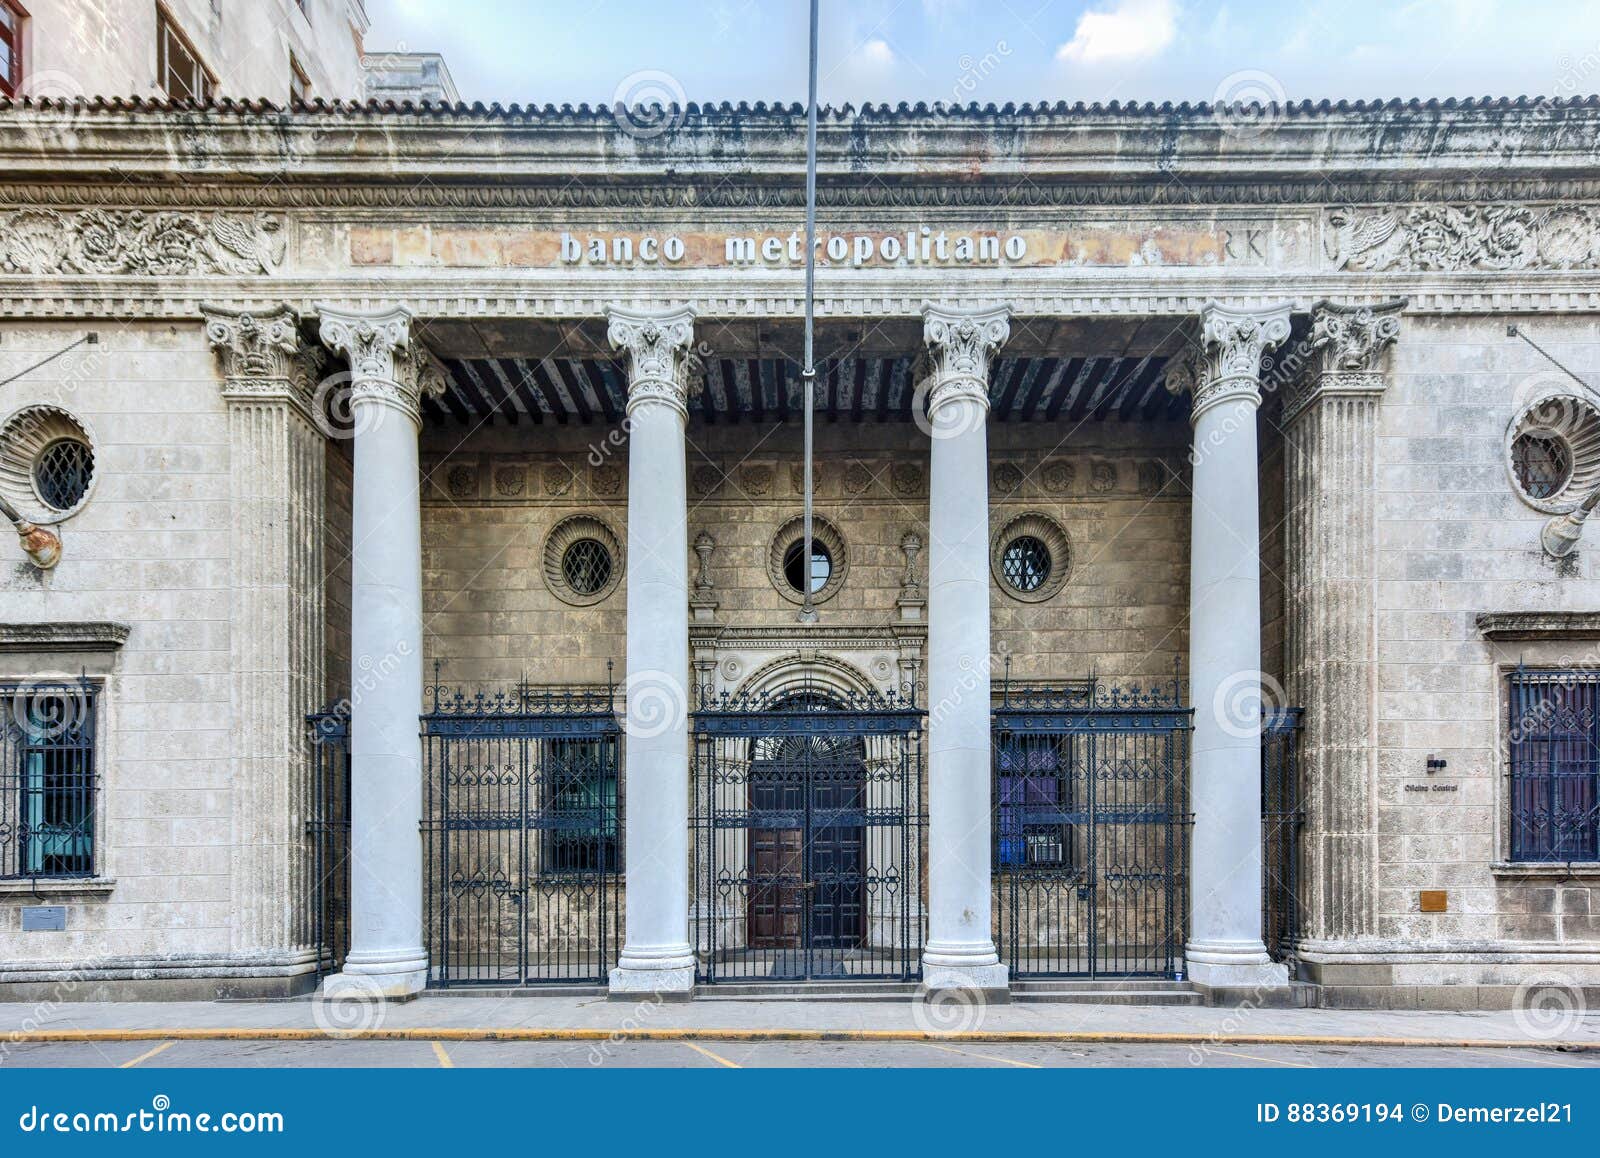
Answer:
[{"xmin": 746, "ymin": 734, "xmax": 868, "ymax": 961}]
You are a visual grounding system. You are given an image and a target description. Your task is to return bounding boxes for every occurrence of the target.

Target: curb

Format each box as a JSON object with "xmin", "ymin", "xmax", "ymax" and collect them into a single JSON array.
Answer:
[{"xmin": 2, "ymin": 1027, "xmax": 1595, "ymax": 1050}]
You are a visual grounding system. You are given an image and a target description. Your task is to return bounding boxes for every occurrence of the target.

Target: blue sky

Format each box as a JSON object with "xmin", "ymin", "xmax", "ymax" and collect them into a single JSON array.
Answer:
[{"xmin": 366, "ymin": 0, "xmax": 1600, "ymax": 107}]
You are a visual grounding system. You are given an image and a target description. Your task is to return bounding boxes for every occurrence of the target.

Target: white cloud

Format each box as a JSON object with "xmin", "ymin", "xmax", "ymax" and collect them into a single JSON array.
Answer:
[
  {"xmin": 1056, "ymin": 0, "xmax": 1178, "ymax": 64},
  {"xmin": 859, "ymin": 39, "xmax": 897, "ymax": 70}
]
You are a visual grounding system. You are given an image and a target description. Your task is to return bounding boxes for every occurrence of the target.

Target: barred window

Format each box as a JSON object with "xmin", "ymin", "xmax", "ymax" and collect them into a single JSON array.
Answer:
[
  {"xmin": 994, "ymin": 735, "xmax": 1075, "ymax": 869},
  {"xmin": 2, "ymin": 684, "xmax": 98, "ymax": 879},
  {"xmin": 1508, "ymin": 670, "xmax": 1600, "ymax": 862},
  {"xmin": 542, "ymin": 738, "xmax": 619, "ymax": 874}
]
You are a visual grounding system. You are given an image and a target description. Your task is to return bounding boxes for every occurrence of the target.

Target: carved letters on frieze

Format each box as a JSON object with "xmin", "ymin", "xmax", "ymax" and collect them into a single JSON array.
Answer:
[
  {"xmin": 1325, "ymin": 204, "xmax": 1600, "ymax": 272},
  {"xmin": 0, "ymin": 208, "xmax": 286, "ymax": 276}
]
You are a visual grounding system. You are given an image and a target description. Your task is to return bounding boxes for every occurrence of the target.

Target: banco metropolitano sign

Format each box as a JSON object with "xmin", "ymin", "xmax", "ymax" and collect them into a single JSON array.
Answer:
[{"xmin": 561, "ymin": 229, "xmax": 1027, "ymax": 267}]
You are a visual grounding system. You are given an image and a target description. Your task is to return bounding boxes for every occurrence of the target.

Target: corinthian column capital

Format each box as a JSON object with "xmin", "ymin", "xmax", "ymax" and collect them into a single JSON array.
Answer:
[
  {"xmin": 1193, "ymin": 302, "xmax": 1292, "ymax": 421},
  {"xmin": 202, "ymin": 304, "xmax": 308, "ymax": 408},
  {"xmin": 921, "ymin": 304, "xmax": 1010, "ymax": 416},
  {"xmin": 316, "ymin": 304, "xmax": 443, "ymax": 425},
  {"xmin": 607, "ymin": 305, "xmax": 698, "ymax": 419}
]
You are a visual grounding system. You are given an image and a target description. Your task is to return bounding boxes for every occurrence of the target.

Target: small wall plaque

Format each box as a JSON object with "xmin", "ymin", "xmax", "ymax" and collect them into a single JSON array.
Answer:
[
  {"xmin": 1419, "ymin": 890, "xmax": 1449, "ymax": 914},
  {"xmin": 21, "ymin": 905, "xmax": 67, "ymax": 932}
]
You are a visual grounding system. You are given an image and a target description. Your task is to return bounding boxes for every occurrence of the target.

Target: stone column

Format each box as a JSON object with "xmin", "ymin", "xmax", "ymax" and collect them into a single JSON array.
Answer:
[
  {"xmin": 1286, "ymin": 301, "xmax": 1403, "ymax": 947},
  {"xmin": 1181, "ymin": 302, "xmax": 1292, "ymax": 990},
  {"xmin": 314, "ymin": 305, "xmax": 445, "ymax": 999},
  {"xmin": 203, "ymin": 305, "xmax": 327, "ymax": 979},
  {"xmin": 920, "ymin": 304, "xmax": 1010, "ymax": 994},
  {"xmin": 607, "ymin": 304, "xmax": 698, "ymax": 997}
]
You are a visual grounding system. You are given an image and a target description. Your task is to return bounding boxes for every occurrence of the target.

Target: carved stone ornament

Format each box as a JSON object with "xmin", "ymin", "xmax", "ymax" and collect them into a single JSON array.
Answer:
[
  {"xmin": 606, "ymin": 305, "xmax": 698, "ymax": 418},
  {"xmin": 692, "ymin": 464, "xmax": 723, "ymax": 497},
  {"xmin": 202, "ymin": 304, "xmax": 305, "ymax": 403},
  {"xmin": 1308, "ymin": 300, "xmax": 1405, "ymax": 375},
  {"xmin": 843, "ymin": 462, "xmax": 872, "ymax": 495},
  {"xmin": 992, "ymin": 462, "xmax": 1023, "ymax": 494},
  {"xmin": 890, "ymin": 462, "xmax": 923, "ymax": 497},
  {"xmin": 0, "ymin": 208, "xmax": 286, "ymax": 276},
  {"xmin": 1325, "ymin": 204, "xmax": 1600, "ymax": 272},
  {"xmin": 1286, "ymin": 299, "xmax": 1406, "ymax": 421},
  {"xmin": 316, "ymin": 304, "xmax": 445, "ymax": 421},
  {"xmin": 922, "ymin": 304, "xmax": 1010, "ymax": 415},
  {"xmin": 592, "ymin": 464, "xmax": 623, "ymax": 496},
  {"xmin": 1042, "ymin": 460, "xmax": 1075, "ymax": 494},
  {"xmin": 741, "ymin": 464, "xmax": 773, "ymax": 497},
  {"xmin": 1193, "ymin": 303, "xmax": 1291, "ymax": 419}
]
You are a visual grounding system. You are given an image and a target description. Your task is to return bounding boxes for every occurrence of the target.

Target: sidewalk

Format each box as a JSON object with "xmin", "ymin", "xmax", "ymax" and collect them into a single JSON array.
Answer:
[{"xmin": 1, "ymin": 995, "xmax": 1596, "ymax": 1049}]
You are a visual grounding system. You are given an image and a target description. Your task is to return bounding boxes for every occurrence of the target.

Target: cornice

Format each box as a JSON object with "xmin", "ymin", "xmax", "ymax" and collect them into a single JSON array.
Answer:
[
  {"xmin": 14, "ymin": 180, "xmax": 1600, "ymax": 212},
  {"xmin": 1476, "ymin": 611, "xmax": 1600, "ymax": 641},
  {"xmin": 0, "ymin": 621, "xmax": 131, "ymax": 651}
]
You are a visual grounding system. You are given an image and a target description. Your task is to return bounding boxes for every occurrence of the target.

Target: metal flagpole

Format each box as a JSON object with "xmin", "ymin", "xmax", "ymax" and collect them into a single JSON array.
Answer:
[{"xmin": 799, "ymin": 0, "xmax": 821, "ymax": 623}]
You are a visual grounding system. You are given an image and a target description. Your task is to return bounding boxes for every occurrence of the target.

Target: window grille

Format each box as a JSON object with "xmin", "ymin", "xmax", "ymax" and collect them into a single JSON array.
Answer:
[{"xmin": 1, "ymin": 681, "xmax": 98, "ymax": 879}]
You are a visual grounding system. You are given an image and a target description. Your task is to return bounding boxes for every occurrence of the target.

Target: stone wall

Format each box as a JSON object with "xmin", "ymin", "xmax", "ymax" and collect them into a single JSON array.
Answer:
[
  {"xmin": 419, "ymin": 415, "xmax": 1193, "ymax": 696},
  {"xmin": 1338, "ymin": 312, "xmax": 1600, "ymax": 997},
  {"xmin": 0, "ymin": 321, "xmax": 240, "ymax": 986}
]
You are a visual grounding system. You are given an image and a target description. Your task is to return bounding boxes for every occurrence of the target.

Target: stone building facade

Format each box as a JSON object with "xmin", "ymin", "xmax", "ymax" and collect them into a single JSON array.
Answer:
[{"xmin": 0, "ymin": 95, "xmax": 1599, "ymax": 1008}]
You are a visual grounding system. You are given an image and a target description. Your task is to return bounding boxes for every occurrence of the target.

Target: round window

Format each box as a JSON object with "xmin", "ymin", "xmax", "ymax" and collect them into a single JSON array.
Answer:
[
  {"xmin": 989, "ymin": 512, "xmax": 1071, "ymax": 602},
  {"xmin": 766, "ymin": 514, "xmax": 847, "ymax": 606},
  {"xmin": 0, "ymin": 407, "xmax": 98, "ymax": 524},
  {"xmin": 1000, "ymin": 535, "xmax": 1051, "ymax": 593},
  {"xmin": 562, "ymin": 538, "xmax": 614, "ymax": 595},
  {"xmin": 542, "ymin": 515, "xmax": 624, "ymax": 606},
  {"xmin": 1510, "ymin": 431, "xmax": 1574, "ymax": 500},
  {"xmin": 33, "ymin": 439, "xmax": 94, "ymax": 512},
  {"xmin": 782, "ymin": 539, "xmax": 833, "ymax": 594}
]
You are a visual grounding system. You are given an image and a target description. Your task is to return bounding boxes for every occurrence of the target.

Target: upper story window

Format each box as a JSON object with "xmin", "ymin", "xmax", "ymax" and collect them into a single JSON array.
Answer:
[
  {"xmin": 290, "ymin": 53, "xmax": 312, "ymax": 103},
  {"xmin": 2, "ymin": 683, "xmax": 99, "ymax": 879},
  {"xmin": 157, "ymin": 7, "xmax": 212, "ymax": 102},
  {"xmin": 1508, "ymin": 669, "xmax": 1600, "ymax": 863},
  {"xmin": 0, "ymin": 0, "xmax": 25, "ymax": 99}
]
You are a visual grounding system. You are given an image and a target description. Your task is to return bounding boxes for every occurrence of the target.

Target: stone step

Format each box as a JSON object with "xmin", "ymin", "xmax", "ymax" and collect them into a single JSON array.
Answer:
[{"xmin": 1011, "ymin": 989, "xmax": 1205, "ymax": 1006}]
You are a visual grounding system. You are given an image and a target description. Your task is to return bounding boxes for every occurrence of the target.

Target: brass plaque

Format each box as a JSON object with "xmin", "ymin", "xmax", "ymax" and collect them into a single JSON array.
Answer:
[{"xmin": 1419, "ymin": 890, "xmax": 1449, "ymax": 913}]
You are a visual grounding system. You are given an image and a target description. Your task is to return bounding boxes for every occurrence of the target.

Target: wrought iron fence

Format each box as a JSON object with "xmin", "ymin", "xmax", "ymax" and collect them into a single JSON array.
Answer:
[
  {"xmin": 0, "ymin": 679, "xmax": 98, "ymax": 880},
  {"xmin": 691, "ymin": 683, "xmax": 926, "ymax": 983},
  {"xmin": 991, "ymin": 677, "xmax": 1193, "ymax": 979},
  {"xmin": 305, "ymin": 707, "xmax": 352, "ymax": 977},
  {"xmin": 1508, "ymin": 668, "xmax": 1600, "ymax": 862},
  {"xmin": 422, "ymin": 677, "xmax": 623, "ymax": 986},
  {"xmin": 1261, "ymin": 707, "xmax": 1303, "ymax": 963}
]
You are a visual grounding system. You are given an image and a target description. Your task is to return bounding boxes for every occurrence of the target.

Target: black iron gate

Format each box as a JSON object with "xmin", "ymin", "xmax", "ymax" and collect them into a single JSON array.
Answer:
[
  {"xmin": 691, "ymin": 685, "xmax": 925, "ymax": 983},
  {"xmin": 422, "ymin": 680, "xmax": 622, "ymax": 986},
  {"xmin": 1262, "ymin": 707, "xmax": 1304, "ymax": 963},
  {"xmin": 992, "ymin": 680, "xmax": 1193, "ymax": 979},
  {"xmin": 305, "ymin": 706, "xmax": 351, "ymax": 977}
]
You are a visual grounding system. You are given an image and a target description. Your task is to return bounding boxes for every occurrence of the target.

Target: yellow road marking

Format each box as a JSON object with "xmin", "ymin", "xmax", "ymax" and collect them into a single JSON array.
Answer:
[
  {"xmin": 1198, "ymin": 1047, "xmax": 1313, "ymax": 1068},
  {"xmin": 923, "ymin": 1042, "xmax": 1041, "ymax": 1068},
  {"xmin": 118, "ymin": 1040, "xmax": 175, "ymax": 1069},
  {"xmin": 1, "ymin": 1027, "xmax": 1593, "ymax": 1052},
  {"xmin": 683, "ymin": 1041, "xmax": 741, "ymax": 1068},
  {"xmin": 431, "ymin": 1041, "xmax": 454, "ymax": 1068}
]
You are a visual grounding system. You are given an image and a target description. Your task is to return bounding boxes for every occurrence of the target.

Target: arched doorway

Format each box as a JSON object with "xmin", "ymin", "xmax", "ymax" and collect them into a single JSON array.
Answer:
[
  {"xmin": 746, "ymin": 692, "xmax": 869, "ymax": 965},
  {"xmin": 691, "ymin": 669, "xmax": 925, "ymax": 983}
]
